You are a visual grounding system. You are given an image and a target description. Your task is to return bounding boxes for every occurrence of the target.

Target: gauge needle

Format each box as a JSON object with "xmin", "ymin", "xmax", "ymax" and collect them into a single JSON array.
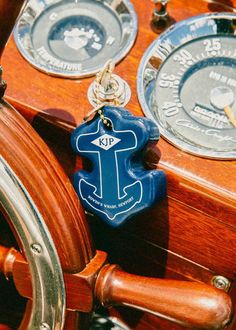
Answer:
[
  {"xmin": 223, "ymin": 106, "xmax": 236, "ymax": 128},
  {"xmin": 210, "ymin": 86, "xmax": 236, "ymax": 128}
]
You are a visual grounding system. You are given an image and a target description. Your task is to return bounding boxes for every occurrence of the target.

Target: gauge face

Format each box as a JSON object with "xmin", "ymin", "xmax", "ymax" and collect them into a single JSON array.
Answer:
[
  {"xmin": 14, "ymin": 0, "xmax": 137, "ymax": 78},
  {"xmin": 137, "ymin": 13, "xmax": 236, "ymax": 159}
]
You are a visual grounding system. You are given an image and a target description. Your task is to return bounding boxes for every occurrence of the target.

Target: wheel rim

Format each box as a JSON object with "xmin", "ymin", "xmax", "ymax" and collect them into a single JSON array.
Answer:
[
  {"xmin": 0, "ymin": 99, "xmax": 95, "ymax": 328},
  {"xmin": 0, "ymin": 156, "xmax": 66, "ymax": 329}
]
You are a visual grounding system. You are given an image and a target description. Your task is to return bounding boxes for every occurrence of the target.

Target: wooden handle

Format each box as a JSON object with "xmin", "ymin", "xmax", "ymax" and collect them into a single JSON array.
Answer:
[
  {"xmin": 95, "ymin": 264, "xmax": 232, "ymax": 330},
  {"xmin": 0, "ymin": 0, "xmax": 27, "ymax": 58},
  {"xmin": 0, "ymin": 245, "xmax": 9, "ymax": 271},
  {"xmin": 0, "ymin": 246, "xmax": 233, "ymax": 328}
]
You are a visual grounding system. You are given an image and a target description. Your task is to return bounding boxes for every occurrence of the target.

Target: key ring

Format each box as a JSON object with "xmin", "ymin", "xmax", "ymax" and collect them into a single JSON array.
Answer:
[
  {"xmin": 87, "ymin": 60, "xmax": 131, "ymax": 108},
  {"xmin": 84, "ymin": 60, "xmax": 131, "ymax": 127}
]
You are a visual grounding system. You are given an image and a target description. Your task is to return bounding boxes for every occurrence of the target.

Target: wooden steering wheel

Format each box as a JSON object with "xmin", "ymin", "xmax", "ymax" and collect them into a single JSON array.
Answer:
[
  {"xmin": 0, "ymin": 70, "xmax": 233, "ymax": 330},
  {"xmin": 0, "ymin": 1, "xmax": 233, "ymax": 329}
]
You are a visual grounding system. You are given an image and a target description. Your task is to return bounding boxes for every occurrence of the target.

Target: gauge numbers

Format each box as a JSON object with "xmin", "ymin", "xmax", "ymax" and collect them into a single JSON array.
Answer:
[
  {"xmin": 138, "ymin": 13, "xmax": 236, "ymax": 159},
  {"xmin": 156, "ymin": 36, "xmax": 236, "ymax": 150}
]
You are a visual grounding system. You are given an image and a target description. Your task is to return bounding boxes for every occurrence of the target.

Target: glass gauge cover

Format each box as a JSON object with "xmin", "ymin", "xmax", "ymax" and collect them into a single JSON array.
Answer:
[
  {"xmin": 137, "ymin": 13, "xmax": 236, "ymax": 159},
  {"xmin": 14, "ymin": 0, "xmax": 137, "ymax": 78}
]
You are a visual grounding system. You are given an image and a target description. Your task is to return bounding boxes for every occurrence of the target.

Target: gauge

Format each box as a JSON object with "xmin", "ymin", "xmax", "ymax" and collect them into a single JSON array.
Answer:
[
  {"xmin": 137, "ymin": 13, "xmax": 236, "ymax": 159},
  {"xmin": 14, "ymin": 0, "xmax": 137, "ymax": 78}
]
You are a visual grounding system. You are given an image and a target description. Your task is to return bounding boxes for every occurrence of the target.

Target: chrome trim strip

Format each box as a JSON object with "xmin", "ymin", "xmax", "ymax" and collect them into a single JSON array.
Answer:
[{"xmin": 0, "ymin": 156, "xmax": 66, "ymax": 330}]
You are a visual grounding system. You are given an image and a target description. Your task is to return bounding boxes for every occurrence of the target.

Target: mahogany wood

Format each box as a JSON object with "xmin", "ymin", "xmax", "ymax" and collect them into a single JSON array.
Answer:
[
  {"xmin": 2, "ymin": 0, "xmax": 236, "ymax": 280},
  {"xmin": 0, "ymin": 245, "xmax": 9, "ymax": 272},
  {"xmin": 0, "ymin": 99, "xmax": 94, "ymax": 271},
  {"xmin": 0, "ymin": 245, "xmax": 233, "ymax": 330},
  {"xmin": 0, "ymin": 2, "xmax": 89, "ymax": 327},
  {"xmin": 95, "ymin": 264, "xmax": 232, "ymax": 330},
  {"xmin": 0, "ymin": 98, "xmax": 94, "ymax": 328},
  {"xmin": 1, "ymin": 94, "xmax": 233, "ymax": 330},
  {"xmin": 0, "ymin": 0, "xmax": 26, "ymax": 58},
  {"xmin": 0, "ymin": 246, "xmax": 107, "ymax": 312},
  {"xmin": 1, "ymin": 0, "xmax": 236, "ymax": 329}
]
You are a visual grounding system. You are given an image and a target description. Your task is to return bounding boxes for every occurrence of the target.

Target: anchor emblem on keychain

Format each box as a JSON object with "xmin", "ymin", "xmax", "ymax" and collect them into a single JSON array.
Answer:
[{"xmin": 71, "ymin": 61, "xmax": 166, "ymax": 227}]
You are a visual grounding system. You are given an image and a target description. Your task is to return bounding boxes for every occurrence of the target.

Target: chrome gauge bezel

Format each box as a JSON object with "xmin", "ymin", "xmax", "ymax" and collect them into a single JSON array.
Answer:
[
  {"xmin": 137, "ymin": 13, "xmax": 236, "ymax": 159},
  {"xmin": 14, "ymin": 0, "xmax": 137, "ymax": 78}
]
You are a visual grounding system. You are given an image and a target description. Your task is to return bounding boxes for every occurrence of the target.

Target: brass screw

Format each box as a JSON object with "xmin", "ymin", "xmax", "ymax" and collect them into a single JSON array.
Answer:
[
  {"xmin": 40, "ymin": 322, "xmax": 51, "ymax": 330},
  {"xmin": 31, "ymin": 243, "xmax": 42, "ymax": 254},
  {"xmin": 211, "ymin": 275, "xmax": 231, "ymax": 292}
]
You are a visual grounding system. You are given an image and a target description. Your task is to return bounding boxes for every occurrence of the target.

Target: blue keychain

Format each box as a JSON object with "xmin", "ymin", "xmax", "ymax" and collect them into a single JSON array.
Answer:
[{"xmin": 71, "ymin": 62, "xmax": 166, "ymax": 227}]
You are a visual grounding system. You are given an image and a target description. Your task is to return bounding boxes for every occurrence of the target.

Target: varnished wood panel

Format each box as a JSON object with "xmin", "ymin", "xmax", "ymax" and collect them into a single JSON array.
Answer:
[
  {"xmin": 2, "ymin": 0, "xmax": 236, "ymax": 220},
  {"xmin": 1, "ymin": 0, "xmax": 236, "ymax": 329}
]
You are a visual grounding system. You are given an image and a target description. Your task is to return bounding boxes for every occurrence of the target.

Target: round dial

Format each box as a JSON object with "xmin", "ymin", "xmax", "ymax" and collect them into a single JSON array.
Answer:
[
  {"xmin": 137, "ymin": 13, "xmax": 236, "ymax": 159},
  {"xmin": 14, "ymin": 0, "xmax": 137, "ymax": 78}
]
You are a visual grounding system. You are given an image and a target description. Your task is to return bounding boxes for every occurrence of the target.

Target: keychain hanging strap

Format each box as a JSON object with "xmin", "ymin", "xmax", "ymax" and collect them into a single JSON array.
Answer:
[
  {"xmin": 83, "ymin": 102, "xmax": 112, "ymax": 129},
  {"xmin": 83, "ymin": 103, "xmax": 106, "ymax": 123}
]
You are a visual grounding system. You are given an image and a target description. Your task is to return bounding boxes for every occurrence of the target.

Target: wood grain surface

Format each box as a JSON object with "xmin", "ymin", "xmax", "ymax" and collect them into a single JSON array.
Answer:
[
  {"xmin": 2, "ymin": 0, "xmax": 236, "ymax": 217},
  {"xmin": 1, "ymin": 0, "xmax": 236, "ymax": 329},
  {"xmin": 0, "ymin": 98, "xmax": 94, "ymax": 328},
  {"xmin": 0, "ymin": 245, "xmax": 233, "ymax": 330}
]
